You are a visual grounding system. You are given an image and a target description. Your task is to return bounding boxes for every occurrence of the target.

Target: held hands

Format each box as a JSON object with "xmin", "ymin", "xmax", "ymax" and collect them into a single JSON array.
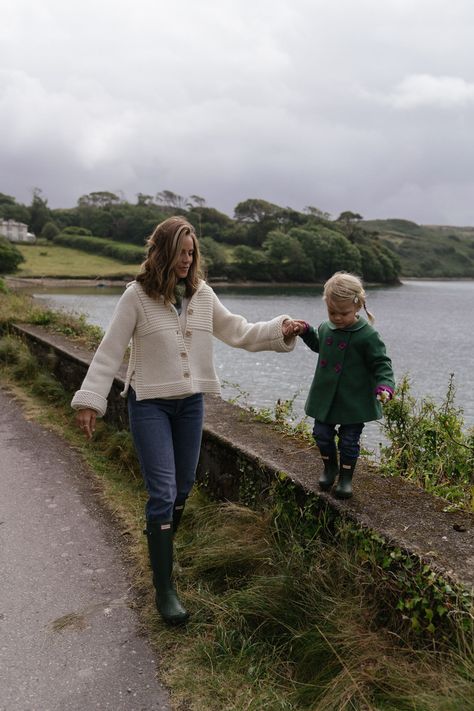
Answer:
[
  {"xmin": 292, "ymin": 319, "xmax": 309, "ymax": 336},
  {"xmin": 281, "ymin": 319, "xmax": 295, "ymax": 338},
  {"xmin": 76, "ymin": 408, "xmax": 97, "ymax": 439},
  {"xmin": 281, "ymin": 319, "xmax": 309, "ymax": 337}
]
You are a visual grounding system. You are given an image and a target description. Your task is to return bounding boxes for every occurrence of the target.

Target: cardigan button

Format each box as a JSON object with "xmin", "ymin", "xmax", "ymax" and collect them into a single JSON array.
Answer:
[
  {"xmin": 184, "ymin": 372, "xmax": 190, "ymax": 378},
  {"xmin": 188, "ymin": 308, "xmax": 193, "ymax": 315},
  {"xmin": 180, "ymin": 352, "xmax": 186, "ymax": 357},
  {"xmin": 185, "ymin": 330, "xmax": 192, "ymax": 337}
]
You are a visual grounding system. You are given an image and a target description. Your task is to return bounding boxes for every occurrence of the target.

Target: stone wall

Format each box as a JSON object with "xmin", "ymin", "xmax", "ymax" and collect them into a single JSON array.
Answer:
[{"xmin": 9, "ymin": 322, "xmax": 474, "ymax": 592}]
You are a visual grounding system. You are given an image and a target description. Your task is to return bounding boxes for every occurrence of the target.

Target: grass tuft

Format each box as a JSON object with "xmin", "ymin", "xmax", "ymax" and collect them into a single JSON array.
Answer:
[
  {"xmin": 0, "ymin": 334, "xmax": 21, "ymax": 364},
  {"xmin": 99, "ymin": 428, "xmax": 141, "ymax": 481}
]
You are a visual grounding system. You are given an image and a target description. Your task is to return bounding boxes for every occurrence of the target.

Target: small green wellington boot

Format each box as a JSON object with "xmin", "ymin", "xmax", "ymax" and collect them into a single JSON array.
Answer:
[
  {"xmin": 319, "ymin": 450, "xmax": 339, "ymax": 491},
  {"xmin": 334, "ymin": 459, "xmax": 357, "ymax": 499},
  {"xmin": 144, "ymin": 521, "xmax": 189, "ymax": 625}
]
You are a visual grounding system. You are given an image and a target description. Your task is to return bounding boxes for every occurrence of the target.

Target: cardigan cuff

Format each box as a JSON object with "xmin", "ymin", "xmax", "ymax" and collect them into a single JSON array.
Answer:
[
  {"xmin": 71, "ymin": 390, "xmax": 107, "ymax": 417},
  {"xmin": 276, "ymin": 315, "xmax": 296, "ymax": 352}
]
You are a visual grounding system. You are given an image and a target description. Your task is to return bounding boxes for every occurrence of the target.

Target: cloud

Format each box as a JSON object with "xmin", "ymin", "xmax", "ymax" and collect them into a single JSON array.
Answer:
[
  {"xmin": 0, "ymin": 69, "xmax": 141, "ymax": 168},
  {"xmin": 386, "ymin": 74, "xmax": 474, "ymax": 109},
  {"xmin": 2, "ymin": 1, "xmax": 474, "ymax": 223}
]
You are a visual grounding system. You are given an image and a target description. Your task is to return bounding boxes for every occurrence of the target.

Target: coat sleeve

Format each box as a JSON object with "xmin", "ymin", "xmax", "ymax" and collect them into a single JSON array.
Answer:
[
  {"xmin": 366, "ymin": 330, "xmax": 395, "ymax": 393},
  {"xmin": 211, "ymin": 292, "xmax": 295, "ymax": 353},
  {"xmin": 71, "ymin": 287, "xmax": 139, "ymax": 416},
  {"xmin": 300, "ymin": 325, "xmax": 320, "ymax": 353}
]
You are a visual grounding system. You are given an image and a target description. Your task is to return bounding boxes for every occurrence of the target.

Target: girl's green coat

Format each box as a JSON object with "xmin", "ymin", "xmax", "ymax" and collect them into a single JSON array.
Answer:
[{"xmin": 301, "ymin": 318, "xmax": 394, "ymax": 425}]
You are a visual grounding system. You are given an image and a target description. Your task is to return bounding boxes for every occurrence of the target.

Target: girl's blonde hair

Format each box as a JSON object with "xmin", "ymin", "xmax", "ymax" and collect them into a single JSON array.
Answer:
[
  {"xmin": 136, "ymin": 216, "xmax": 203, "ymax": 302},
  {"xmin": 323, "ymin": 271, "xmax": 375, "ymax": 323}
]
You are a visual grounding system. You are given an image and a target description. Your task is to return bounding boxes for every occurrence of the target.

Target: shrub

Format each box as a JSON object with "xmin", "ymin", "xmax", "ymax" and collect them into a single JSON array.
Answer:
[
  {"xmin": 30, "ymin": 370, "xmax": 68, "ymax": 404},
  {"xmin": 41, "ymin": 221, "xmax": 60, "ymax": 240},
  {"xmin": 11, "ymin": 348, "xmax": 39, "ymax": 381},
  {"xmin": 0, "ymin": 334, "xmax": 21, "ymax": 365},
  {"xmin": 200, "ymin": 236, "xmax": 229, "ymax": 275},
  {"xmin": 62, "ymin": 226, "xmax": 93, "ymax": 236},
  {"xmin": 379, "ymin": 375, "xmax": 474, "ymax": 509},
  {"xmin": 0, "ymin": 235, "xmax": 25, "ymax": 274},
  {"xmin": 52, "ymin": 232, "xmax": 145, "ymax": 263}
]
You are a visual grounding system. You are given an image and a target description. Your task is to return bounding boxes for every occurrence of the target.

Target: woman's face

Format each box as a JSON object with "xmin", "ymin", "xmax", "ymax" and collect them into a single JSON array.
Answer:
[{"xmin": 174, "ymin": 234, "xmax": 195, "ymax": 279}]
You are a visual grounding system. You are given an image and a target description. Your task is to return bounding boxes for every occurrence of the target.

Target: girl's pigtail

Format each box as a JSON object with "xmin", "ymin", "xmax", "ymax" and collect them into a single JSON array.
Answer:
[{"xmin": 364, "ymin": 303, "xmax": 375, "ymax": 323}]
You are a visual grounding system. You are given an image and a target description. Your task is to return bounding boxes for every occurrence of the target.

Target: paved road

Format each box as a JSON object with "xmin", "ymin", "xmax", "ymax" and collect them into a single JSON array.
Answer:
[{"xmin": 0, "ymin": 386, "xmax": 171, "ymax": 711}]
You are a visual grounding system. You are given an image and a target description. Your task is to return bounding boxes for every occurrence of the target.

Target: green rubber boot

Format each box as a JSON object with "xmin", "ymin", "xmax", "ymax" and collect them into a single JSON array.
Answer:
[
  {"xmin": 334, "ymin": 459, "xmax": 357, "ymax": 499},
  {"xmin": 319, "ymin": 450, "xmax": 339, "ymax": 491},
  {"xmin": 144, "ymin": 521, "xmax": 189, "ymax": 625}
]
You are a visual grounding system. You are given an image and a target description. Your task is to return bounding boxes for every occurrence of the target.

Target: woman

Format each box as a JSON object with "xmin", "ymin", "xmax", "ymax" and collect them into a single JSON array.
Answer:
[{"xmin": 72, "ymin": 216, "xmax": 296, "ymax": 625}]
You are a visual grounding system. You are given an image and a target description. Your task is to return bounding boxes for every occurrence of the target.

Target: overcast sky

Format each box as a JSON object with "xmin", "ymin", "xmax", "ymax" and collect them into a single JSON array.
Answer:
[{"xmin": 2, "ymin": 0, "xmax": 474, "ymax": 224}]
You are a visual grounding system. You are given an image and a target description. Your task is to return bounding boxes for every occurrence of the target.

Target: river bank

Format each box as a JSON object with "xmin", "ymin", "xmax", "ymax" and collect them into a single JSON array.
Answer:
[
  {"xmin": 6, "ymin": 275, "xmax": 405, "ymax": 290},
  {"xmin": 5, "ymin": 276, "xmax": 130, "ymax": 289},
  {"xmin": 8, "ymin": 274, "xmax": 473, "ymax": 292}
]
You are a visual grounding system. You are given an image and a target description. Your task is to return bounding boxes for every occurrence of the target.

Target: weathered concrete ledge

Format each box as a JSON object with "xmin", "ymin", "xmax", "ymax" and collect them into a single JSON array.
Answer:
[{"xmin": 9, "ymin": 323, "xmax": 474, "ymax": 592}]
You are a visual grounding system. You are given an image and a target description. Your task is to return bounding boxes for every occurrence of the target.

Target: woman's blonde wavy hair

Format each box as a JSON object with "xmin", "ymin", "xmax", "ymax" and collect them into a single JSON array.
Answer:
[
  {"xmin": 323, "ymin": 271, "xmax": 375, "ymax": 323},
  {"xmin": 136, "ymin": 216, "xmax": 203, "ymax": 302}
]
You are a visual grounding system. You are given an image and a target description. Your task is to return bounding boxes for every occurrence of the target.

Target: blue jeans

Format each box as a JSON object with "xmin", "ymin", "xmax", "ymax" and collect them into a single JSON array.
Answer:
[
  {"xmin": 128, "ymin": 388, "xmax": 204, "ymax": 523},
  {"xmin": 312, "ymin": 421, "xmax": 364, "ymax": 461}
]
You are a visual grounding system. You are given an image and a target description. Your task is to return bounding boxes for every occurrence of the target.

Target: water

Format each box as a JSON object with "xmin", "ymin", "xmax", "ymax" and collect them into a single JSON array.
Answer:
[{"xmin": 32, "ymin": 280, "xmax": 474, "ymax": 451}]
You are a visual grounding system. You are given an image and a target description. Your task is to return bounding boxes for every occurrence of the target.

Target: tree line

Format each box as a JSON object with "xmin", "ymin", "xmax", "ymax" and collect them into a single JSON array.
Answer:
[{"xmin": 0, "ymin": 189, "xmax": 400, "ymax": 283}]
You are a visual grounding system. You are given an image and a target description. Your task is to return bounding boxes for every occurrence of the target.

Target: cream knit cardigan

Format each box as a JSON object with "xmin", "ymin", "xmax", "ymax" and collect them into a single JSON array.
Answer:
[{"xmin": 71, "ymin": 280, "xmax": 295, "ymax": 416}]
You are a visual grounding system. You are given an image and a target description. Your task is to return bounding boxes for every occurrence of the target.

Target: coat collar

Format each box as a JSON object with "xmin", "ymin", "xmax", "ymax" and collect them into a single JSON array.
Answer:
[{"xmin": 327, "ymin": 316, "xmax": 368, "ymax": 332}]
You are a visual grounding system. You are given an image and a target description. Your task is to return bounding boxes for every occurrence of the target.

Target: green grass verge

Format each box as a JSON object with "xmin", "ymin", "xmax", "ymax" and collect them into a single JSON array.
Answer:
[
  {"xmin": 0, "ymin": 331, "xmax": 473, "ymax": 711},
  {"xmin": 14, "ymin": 242, "xmax": 138, "ymax": 278}
]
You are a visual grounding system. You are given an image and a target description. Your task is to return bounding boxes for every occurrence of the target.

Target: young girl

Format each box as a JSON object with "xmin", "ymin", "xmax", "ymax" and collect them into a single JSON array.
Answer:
[{"xmin": 291, "ymin": 272, "xmax": 394, "ymax": 499}]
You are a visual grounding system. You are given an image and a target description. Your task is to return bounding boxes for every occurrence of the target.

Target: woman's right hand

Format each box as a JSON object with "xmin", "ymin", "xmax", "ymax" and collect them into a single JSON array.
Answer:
[{"xmin": 76, "ymin": 408, "xmax": 97, "ymax": 440}]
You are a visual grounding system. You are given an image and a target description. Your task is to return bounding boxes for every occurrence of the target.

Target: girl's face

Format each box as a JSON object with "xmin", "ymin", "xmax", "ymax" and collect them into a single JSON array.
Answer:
[
  {"xmin": 326, "ymin": 297, "xmax": 360, "ymax": 329},
  {"xmin": 174, "ymin": 234, "xmax": 194, "ymax": 279}
]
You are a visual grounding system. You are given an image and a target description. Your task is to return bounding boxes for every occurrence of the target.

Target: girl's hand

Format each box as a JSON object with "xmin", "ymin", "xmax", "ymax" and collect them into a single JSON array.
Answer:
[
  {"xmin": 76, "ymin": 408, "xmax": 97, "ymax": 439},
  {"xmin": 375, "ymin": 387, "xmax": 394, "ymax": 404},
  {"xmin": 291, "ymin": 319, "xmax": 310, "ymax": 336}
]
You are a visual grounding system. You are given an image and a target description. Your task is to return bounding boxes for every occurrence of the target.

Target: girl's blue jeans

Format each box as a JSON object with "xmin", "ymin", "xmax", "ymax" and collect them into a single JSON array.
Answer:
[
  {"xmin": 312, "ymin": 421, "xmax": 364, "ymax": 461},
  {"xmin": 127, "ymin": 388, "xmax": 204, "ymax": 523}
]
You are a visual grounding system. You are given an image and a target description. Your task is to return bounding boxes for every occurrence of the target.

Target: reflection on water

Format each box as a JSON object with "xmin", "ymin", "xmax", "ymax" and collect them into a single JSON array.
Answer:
[{"xmin": 32, "ymin": 280, "xmax": 474, "ymax": 451}]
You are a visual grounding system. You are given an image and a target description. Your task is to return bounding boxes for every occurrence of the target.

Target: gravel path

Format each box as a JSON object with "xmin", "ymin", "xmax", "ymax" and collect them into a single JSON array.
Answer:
[{"xmin": 0, "ymin": 385, "xmax": 171, "ymax": 711}]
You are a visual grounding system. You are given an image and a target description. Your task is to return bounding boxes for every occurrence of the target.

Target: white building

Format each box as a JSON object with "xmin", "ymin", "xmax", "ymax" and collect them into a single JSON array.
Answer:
[{"xmin": 0, "ymin": 219, "xmax": 36, "ymax": 243}]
